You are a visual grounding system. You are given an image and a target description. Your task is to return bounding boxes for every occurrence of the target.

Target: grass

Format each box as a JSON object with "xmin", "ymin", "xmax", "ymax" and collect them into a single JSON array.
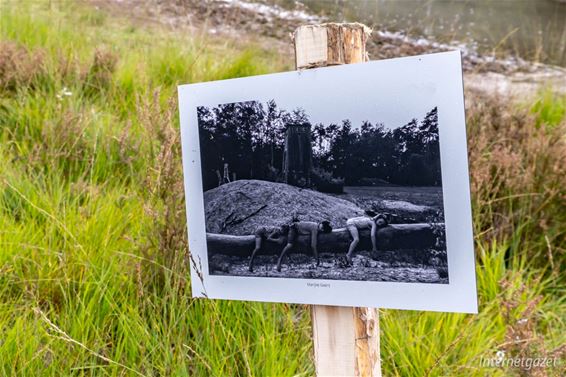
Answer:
[
  {"xmin": 531, "ymin": 89, "xmax": 566, "ymax": 129},
  {"xmin": 0, "ymin": 1, "xmax": 565, "ymax": 376}
]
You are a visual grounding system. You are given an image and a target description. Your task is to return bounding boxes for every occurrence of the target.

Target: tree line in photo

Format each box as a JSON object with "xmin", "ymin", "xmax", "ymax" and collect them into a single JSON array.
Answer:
[{"xmin": 197, "ymin": 100, "xmax": 441, "ymax": 191}]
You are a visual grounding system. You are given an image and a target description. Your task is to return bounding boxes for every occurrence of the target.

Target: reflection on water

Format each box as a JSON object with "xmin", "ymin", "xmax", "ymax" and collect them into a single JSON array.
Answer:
[{"xmin": 270, "ymin": 0, "xmax": 566, "ymax": 66}]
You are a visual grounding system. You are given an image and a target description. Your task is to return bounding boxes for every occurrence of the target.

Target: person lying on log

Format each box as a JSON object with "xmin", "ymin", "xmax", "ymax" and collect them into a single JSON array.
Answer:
[
  {"xmin": 276, "ymin": 220, "xmax": 333, "ymax": 272},
  {"xmin": 248, "ymin": 224, "xmax": 290, "ymax": 272},
  {"xmin": 345, "ymin": 213, "xmax": 390, "ymax": 264}
]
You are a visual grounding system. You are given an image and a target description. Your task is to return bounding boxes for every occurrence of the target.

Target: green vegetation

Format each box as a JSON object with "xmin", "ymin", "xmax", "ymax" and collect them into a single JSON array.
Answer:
[
  {"xmin": 531, "ymin": 89, "xmax": 566, "ymax": 129},
  {"xmin": 1, "ymin": 2, "xmax": 564, "ymax": 376}
]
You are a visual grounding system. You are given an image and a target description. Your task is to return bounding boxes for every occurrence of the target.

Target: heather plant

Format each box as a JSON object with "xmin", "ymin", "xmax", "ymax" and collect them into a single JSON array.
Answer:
[{"xmin": 467, "ymin": 92, "xmax": 566, "ymax": 277}]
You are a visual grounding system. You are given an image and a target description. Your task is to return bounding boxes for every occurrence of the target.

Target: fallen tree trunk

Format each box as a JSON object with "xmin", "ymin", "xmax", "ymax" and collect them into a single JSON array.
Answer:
[{"xmin": 206, "ymin": 223, "xmax": 441, "ymax": 257}]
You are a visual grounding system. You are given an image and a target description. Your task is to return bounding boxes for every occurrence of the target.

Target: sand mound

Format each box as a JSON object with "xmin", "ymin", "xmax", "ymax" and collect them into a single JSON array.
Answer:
[
  {"xmin": 381, "ymin": 200, "xmax": 432, "ymax": 213},
  {"xmin": 204, "ymin": 180, "xmax": 364, "ymax": 235}
]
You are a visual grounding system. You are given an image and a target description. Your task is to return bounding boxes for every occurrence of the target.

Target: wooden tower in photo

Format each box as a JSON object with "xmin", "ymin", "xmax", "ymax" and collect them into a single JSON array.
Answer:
[{"xmin": 282, "ymin": 123, "xmax": 313, "ymax": 186}]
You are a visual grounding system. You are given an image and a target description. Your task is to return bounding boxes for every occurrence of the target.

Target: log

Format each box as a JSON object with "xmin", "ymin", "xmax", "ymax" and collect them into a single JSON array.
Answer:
[{"xmin": 206, "ymin": 223, "xmax": 440, "ymax": 257}]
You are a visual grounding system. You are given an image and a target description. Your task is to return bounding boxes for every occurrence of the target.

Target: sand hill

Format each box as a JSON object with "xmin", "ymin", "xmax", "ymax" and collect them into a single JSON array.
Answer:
[{"xmin": 204, "ymin": 180, "xmax": 364, "ymax": 235}]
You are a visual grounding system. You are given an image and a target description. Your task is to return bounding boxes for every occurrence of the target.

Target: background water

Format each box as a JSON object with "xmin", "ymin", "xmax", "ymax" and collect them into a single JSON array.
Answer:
[{"xmin": 270, "ymin": 0, "xmax": 566, "ymax": 67}]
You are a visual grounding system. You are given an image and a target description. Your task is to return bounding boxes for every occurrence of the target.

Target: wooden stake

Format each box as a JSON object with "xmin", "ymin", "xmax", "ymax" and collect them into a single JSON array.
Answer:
[
  {"xmin": 293, "ymin": 23, "xmax": 382, "ymax": 377},
  {"xmin": 293, "ymin": 23, "xmax": 371, "ymax": 69}
]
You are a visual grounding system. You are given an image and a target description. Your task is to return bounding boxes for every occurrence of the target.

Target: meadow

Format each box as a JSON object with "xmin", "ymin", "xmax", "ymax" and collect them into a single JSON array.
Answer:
[{"xmin": 0, "ymin": 2, "xmax": 565, "ymax": 376}]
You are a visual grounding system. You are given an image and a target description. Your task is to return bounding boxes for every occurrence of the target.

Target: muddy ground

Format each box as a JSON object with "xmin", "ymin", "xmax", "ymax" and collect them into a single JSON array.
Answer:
[{"xmin": 210, "ymin": 250, "xmax": 448, "ymax": 284}]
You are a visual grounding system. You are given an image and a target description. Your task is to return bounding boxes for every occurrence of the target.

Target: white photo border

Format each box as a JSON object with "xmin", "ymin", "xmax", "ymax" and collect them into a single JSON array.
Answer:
[{"xmin": 178, "ymin": 51, "xmax": 478, "ymax": 313}]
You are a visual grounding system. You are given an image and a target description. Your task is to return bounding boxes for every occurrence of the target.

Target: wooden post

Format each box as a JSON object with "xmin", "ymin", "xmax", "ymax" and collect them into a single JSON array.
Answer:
[{"xmin": 293, "ymin": 23, "xmax": 382, "ymax": 377}]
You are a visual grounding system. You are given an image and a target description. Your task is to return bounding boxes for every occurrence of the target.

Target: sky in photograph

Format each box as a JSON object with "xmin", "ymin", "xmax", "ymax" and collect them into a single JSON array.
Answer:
[
  {"xmin": 268, "ymin": 60, "xmax": 441, "ymax": 129},
  {"xmin": 273, "ymin": 81, "xmax": 438, "ymax": 129}
]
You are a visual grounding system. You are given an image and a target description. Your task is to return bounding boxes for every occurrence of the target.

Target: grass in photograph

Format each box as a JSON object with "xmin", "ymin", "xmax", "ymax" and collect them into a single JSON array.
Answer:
[{"xmin": 0, "ymin": 1, "xmax": 564, "ymax": 376}]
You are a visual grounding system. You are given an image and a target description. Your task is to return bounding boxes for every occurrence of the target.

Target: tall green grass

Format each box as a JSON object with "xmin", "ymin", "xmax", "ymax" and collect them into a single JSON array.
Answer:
[
  {"xmin": 531, "ymin": 89, "xmax": 566, "ymax": 129},
  {"xmin": 0, "ymin": 2, "xmax": 564, "ymax": 376}
]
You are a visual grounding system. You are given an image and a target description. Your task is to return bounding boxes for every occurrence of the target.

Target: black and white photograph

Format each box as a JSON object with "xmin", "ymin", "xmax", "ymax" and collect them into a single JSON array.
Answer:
[
  {"xmin": 198, "ymin": 100, "xmax": 447, "ymax": 283},
  {"xmin": 179, "ymin": 51, "xmax": 477, "ymax": 312}
]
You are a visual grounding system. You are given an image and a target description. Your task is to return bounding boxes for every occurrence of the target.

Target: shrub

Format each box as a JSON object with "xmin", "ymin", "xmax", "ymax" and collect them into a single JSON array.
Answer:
[
  {"xmin": 0, "ymin": 41, "xmax": 47, "ymax": 92},
  {"xmin": 312, "ymin": 167, "xmax": 344, "ymax": 193},
  {"xmin": 82, "ymin": 48, "xmax": 118, "ymax": 96},
  {"xmin": 467, "ymin": 90, "xmax": 566, "ymax": 273}
]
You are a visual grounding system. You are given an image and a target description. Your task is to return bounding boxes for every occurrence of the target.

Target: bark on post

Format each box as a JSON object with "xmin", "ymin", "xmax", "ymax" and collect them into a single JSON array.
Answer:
[{"xmin": 293, "ymin": 23, "xmax": 381, "ymax": 377}]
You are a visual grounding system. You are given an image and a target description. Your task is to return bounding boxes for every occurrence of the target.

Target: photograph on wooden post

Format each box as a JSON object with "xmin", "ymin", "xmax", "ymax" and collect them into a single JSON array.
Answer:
[{"xmin": 179, "ymin": 51, "xmax": 478, "ymax": 313}]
